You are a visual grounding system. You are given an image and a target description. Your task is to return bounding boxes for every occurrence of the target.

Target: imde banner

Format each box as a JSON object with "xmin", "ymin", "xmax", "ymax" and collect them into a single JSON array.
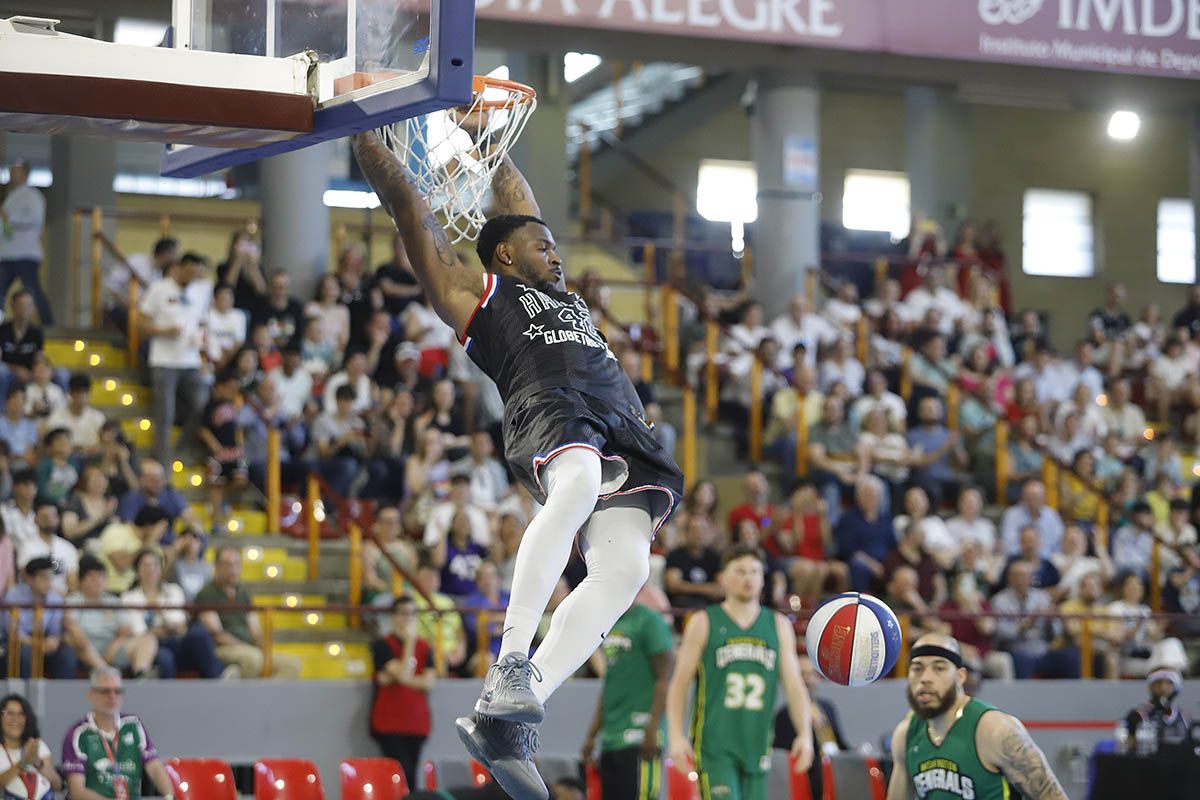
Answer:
[{"xmin": 477, "ymin": 0, "xmax": 1200, "ymax": 80}]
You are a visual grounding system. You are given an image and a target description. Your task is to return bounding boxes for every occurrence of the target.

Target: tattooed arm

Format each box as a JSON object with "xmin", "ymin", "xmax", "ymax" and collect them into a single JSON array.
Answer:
[
  {"xmin": 351, "ymin": 131, "xmax": 483, "ymax": 336},
  {"xmin": 977, "ymin": 711, "xmax": 1068, "ymax": 799},
  {"xmin": 885, "ymin": 716, "xmax": 911, "ymax": 800},
  {"xmin": 491, "ymin": 153, "xmax": 541, "ymax": 217}
]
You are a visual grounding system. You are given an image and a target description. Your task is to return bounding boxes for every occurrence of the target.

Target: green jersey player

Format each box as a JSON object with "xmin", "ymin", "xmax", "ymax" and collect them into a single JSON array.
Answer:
[
  {"xmin": 666, "ymin": 546, "xmax": 814, "ymax": 800},
  {"xmin": 887, "ymin": 633, "xmax": 1068, "ymax": 800},
  {"xmin": 581, "ymin": 601, "xmax": 675, "ymax": 800}
]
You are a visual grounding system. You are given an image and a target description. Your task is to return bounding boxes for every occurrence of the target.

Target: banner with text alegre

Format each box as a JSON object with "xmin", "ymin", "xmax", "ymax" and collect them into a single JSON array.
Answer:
[{"xmin": 477, "ymin": 0, "xmax": 1200, "ymax": 79}]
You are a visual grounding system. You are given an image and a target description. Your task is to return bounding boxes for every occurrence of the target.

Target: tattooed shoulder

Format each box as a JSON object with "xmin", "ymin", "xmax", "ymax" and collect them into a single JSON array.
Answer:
[{"xmin": 980, "ymin": 712, "xmax": 1067, "ymax": 800}]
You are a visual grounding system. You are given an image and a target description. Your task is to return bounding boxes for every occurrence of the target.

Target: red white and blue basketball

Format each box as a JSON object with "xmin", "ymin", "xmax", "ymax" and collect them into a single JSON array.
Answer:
[{"xmin": 805, "ymin": 592, "xmax": 902, "ymax": 686}]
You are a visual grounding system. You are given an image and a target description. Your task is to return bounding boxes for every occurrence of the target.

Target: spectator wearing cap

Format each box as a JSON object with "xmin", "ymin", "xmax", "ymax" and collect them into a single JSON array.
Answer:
[
  {"xmin": 17, "ymin": 499, "xmax": 78, "ymax": 596},
  {"xmin": 44, "ymin": 374, "xmax": 107, "ymax": 457},
  {"xmin": 1124, "ymin": 667, "xmax": 1192, "ymax": 745},
  {"xmin": 116, "ymin": 459, "xmax": 205, "ymax": 545},
  {"xmin": 313, "ymin": 384, "xmax": 368, "ymax": 497},
  {"xmin": 96, "ymin": 506, "xmax": 168, "ymax": 594},
  {"xmin": 139, "ymin": 252, "xmax": 212, "ymax": 463},
  {"xmin": 0, "ymin": 468, "xmax": 38, "ymax": 550},
  {"xmin": 65, "ymin": 554, "xmax": 158, "ymax": 678},
  {"xmin": 999, "ymin": 478, "xmax": 1064, "ymax": 558},
  {"xmin": 3, "ymin": 557, "xmax": 78, "ymax": 679},
  {"xmin": 35, "ymin": 428, "xmax": 78, "ymax": 504},
  {"xmin": 1112, "ymin": 500, "xmax": 1159, "ymax": 578},
  {"xmin": 374, "ymin": 338, "xmax": 427, "ymax": 398},
  {"xmin": 0, "ymin": 386, "xmax": 37, "ymax": 461},
  {"xmin": 195, "ymin": 546, "xmax": 302, "ymax": 679}
]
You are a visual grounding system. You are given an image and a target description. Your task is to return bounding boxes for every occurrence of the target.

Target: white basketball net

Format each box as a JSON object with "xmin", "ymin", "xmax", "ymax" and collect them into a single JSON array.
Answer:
[{"xmin": 379, "ymin": 79, "xmax": 537, "ymax": 243}]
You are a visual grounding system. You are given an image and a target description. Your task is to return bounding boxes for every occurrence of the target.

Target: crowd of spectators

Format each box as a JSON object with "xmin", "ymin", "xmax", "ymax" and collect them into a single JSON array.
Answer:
[
  {"xmin": 661, "ymin": 228, "xmax": 1200, "ymax": 680},
  {"xmin": 1, "ymin": 208, "xmax": 1198, "ymax": 685}
]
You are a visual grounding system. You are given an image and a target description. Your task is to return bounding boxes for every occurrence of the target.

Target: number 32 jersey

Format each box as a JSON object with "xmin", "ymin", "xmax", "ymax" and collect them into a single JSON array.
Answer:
[{"xmin": 692, "ymin": 604, "xmax": 780, "ymax": 774}]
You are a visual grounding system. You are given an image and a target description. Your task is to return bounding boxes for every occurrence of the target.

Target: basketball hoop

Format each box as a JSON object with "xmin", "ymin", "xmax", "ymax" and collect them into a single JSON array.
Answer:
[{"xmin": 379, "ymin": 75, "xmax": 537, "ymax": 244}]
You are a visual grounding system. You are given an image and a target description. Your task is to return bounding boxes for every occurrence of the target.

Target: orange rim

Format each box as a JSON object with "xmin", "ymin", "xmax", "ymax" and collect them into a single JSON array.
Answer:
[{"xmin": 472, "ymin": 75, "xmax": 537, "ymax": 111}]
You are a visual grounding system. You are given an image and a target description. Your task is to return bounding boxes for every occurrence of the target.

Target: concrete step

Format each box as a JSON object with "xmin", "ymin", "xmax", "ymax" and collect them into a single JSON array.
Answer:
[{"xmin": 273, "ymin": 642, "xmax": 371, "ymax": 680}]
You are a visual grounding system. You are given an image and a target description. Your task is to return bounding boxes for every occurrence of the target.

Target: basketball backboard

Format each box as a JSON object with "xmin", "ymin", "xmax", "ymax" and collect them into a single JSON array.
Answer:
[
  {"xmin": 164, "ymin": 0, "xmax": 476, "ymax": 176},
  {"xmin": 0, "ymin": 0, "xmax": 475, "ymax": 177}
]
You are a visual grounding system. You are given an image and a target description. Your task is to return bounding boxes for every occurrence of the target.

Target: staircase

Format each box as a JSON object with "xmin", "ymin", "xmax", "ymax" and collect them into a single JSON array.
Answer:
[{"xmin": 47, "ymin": 329, "xmax": 370, "ymax": 679}]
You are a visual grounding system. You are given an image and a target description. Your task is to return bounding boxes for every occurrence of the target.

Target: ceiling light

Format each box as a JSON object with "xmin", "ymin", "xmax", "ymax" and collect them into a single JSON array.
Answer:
[{"xmin": 1108, "ymin": 110, "xmax": 1140, "ymax": 140}]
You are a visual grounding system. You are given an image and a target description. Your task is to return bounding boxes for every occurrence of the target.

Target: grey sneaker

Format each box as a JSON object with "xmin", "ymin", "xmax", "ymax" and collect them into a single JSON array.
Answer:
[
  {"xmin": 455, "ymin": 714, "xmax": 548, "ymax": 800},
  {"xmin": 475, "ymin": 652, "xmax": 545, "ymax": 723}
]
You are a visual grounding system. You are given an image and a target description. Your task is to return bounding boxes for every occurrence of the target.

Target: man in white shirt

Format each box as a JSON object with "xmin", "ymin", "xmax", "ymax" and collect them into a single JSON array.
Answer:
[
  {"xmin": 105, "ymin": 237, "xmax": 177, "ymax": 332},
  {"xmin": 206, "ymin": 284, "xmax": 247, "ymax": 370},
  {"xmin": 269, "ymin": 345, "xmax": 314, "ymax": 421},
  {"xmin": 900, "ymin": 264, "xmax": 966, "ymax": 335},
  {"xmin": 44, "ymin": 374, "xmax": 108, "ymax": 456},
  {"xmin": 423, "ymin": 474, "xmax": 492, "ymax": 550},
  {"xmin": 17, "ymin": 498, "xmax": 79, "ymax": 596},
  {"xmin": 452, "ymin": 431, "xmax": 511, "ymax": 511},
  {"xmin": 0, "ymin": 160, "xmax": 53, "ymax": 324},
  {"xmin": 849, "ymin": 370, "xmax": 907, "ymax": 430},
  {"xmin": 1058, "ymin": 340, "xmax": 1104, "ymax": 401},
  {"xmin": 945, "ymin": 487, "xmax": 997, "ymax": 553},
  {"xmin": 138, "ymin": 253, "xmax": 213, "ymax": 462},
  {"xmin": 1099, "ymin": 378, "xmax": 1148, "ymax": 458},
  {"xmin": 769, "ymin": 293, "xmax": 839, "ymax": 371}
]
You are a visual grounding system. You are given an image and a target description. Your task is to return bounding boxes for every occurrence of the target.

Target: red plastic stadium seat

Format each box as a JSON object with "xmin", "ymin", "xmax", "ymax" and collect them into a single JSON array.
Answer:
[
  {"xmin": 586, "ymin": 762, "xmax": 602, "ymax": 799},
  {"xmin": 820, "ymin": 755, "xmax": 835, "ymax": 800},
  {"xmin": 255, "ymin": 759, "xmax": 324, "ymax": 800},
  {"xmin": 863, "ymin": 755, "xmax": 887, "ymax": 800},
  {"xmin": 165, "ymin": 758, "xmax": 237, "ymax": 800},
  {"xmin": 787, "ymin": 754, "xmax": 814, "ymax": 800},
  {"xmin": 340, "ymin": 758, "xmax": 409, "ymax": 800},
  {"xmin": 664, "ymin": 759, "xmax": 700, "ymax": 800}
]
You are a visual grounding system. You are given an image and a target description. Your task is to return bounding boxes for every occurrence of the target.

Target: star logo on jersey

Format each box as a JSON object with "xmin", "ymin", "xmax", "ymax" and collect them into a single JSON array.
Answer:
[{"xmin": 523, "ymin": 323, "xmax": 545, "ymax": 340}]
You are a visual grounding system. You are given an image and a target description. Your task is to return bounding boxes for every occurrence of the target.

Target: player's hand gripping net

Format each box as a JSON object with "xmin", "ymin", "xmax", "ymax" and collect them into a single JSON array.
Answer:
[{"xmin": 378, "ymin": 75, "xmax": 537, "ymax": 244}]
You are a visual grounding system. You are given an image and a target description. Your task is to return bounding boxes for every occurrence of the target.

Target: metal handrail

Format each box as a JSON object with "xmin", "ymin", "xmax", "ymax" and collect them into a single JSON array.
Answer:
[{"xmin": 7, "ymin": 600, "xmax": 1193, "ymax": 681}]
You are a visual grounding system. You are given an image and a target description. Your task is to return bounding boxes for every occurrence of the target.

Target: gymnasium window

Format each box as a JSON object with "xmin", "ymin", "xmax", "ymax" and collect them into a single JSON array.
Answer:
[
  {"xmin": 1156, "ymin": 198, "xmax": 1196, "ymax": 285},
  {"xmin": 1021, "ymin": 189, "xmax": 1094, "ymax": 278},
  {"xmin": 842, "ymin": 170, "xmax": 910, "ymax": 241}
]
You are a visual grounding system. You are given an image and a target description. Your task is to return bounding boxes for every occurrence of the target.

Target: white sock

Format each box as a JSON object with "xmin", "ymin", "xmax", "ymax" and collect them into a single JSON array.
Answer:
[
  {"xmin": 498, "ymin": 447, "xmax": 602, "ymax": 659},
  {"xmin": 530, "ymin": 497, "xmax": 653, "ymax": 704}
]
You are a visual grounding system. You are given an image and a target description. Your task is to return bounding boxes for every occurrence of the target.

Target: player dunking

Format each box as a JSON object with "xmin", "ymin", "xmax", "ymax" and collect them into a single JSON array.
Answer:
[
  {"xmin": 666, "ymin": 546, "xmax": 814, "ymax": 800},
  {"xmin": 352, "ymin": 131, "xmax": 684, "ymax": 800},
  {"xmin": 887, "ymin": 633, "xmax": 1068, "ymax": 800}
]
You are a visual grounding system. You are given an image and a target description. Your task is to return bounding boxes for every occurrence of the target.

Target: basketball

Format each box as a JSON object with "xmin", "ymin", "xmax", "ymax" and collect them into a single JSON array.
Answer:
[{"xmin": 805, "ymin": 592, "xmax": 903, "ymax": 687}]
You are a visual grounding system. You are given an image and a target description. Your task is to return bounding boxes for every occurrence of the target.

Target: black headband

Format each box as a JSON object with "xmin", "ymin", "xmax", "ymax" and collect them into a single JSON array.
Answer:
[{"xmin": 909, "ymin": 645, "xmax": 964, "ymax": 668}]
